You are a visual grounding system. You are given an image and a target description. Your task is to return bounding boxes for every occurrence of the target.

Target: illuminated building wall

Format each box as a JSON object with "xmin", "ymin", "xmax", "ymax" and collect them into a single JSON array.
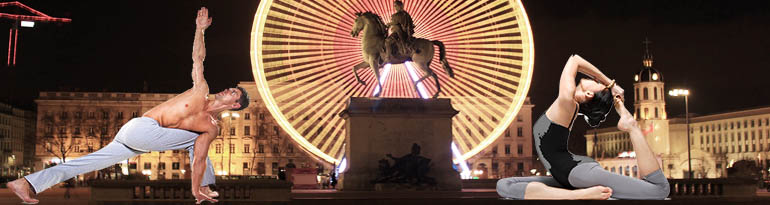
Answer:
[
  {"xmin": 0, "ymin": 102, "xmax": 35, "ymax": 177},
  {"xmin": 465, "ymin": 97, "xmax": 535, "ymax": 179}
]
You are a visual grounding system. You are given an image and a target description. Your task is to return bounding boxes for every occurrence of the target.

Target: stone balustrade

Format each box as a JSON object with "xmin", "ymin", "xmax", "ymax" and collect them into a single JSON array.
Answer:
[
  {"xmin": 90, "ymin": 179, "xmax": 291, "ymax": 204},
  {"xmin": 668, "ymin": 178, "xmax": 757, "ymax": 198}
]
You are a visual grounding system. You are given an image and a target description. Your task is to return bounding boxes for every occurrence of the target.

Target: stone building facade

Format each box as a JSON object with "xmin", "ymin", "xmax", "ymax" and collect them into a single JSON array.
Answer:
[
  {"xmin": 466, "ymin": 97, "xmax": 536, "ymax": 179},
  {"xmin": 0, "ymin": 102, "xmax": 35, "ymax": 178}
]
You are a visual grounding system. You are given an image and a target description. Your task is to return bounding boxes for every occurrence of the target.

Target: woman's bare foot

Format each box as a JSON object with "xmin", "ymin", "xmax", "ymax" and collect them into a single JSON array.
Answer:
[
  {"xmin": 200, "ymin": 186, "xmax": 219, "ymax": 198},
  {"xmin": 571, "ymin": 186, "xmax": 612, "ymax": 200},
  {"xmin": 7, "ymin": 178, "xmax": 39, "ymax": 204}
]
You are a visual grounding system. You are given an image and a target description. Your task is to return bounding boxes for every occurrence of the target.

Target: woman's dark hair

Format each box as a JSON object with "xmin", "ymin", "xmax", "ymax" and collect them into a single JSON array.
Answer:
[
  {"xmin": 230, "ymin": 86, "xmax": 250, "ymax": 111},
  {"xmin": 578, "ymin": 80, "xmax": 614, "ymax": 128}
]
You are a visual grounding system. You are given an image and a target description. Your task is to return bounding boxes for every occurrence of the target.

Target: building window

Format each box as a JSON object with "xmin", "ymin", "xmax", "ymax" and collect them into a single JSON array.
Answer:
[
  {"xmin": 259, "ymin": 113, "xmax": 265, "ymax": 120},
  {"xmin": 117, "ymin": 112, "xmax": 123, "ymax": 119},
  {"xmin": 103, "ymin": 112, "xmax": 109, "ymax": 119},
  {"xmin": 273, "ymin": 144, "xmax": 279, "ymax": 153},
  {"xmin": 243, "ymin": 162, "xmax": 249, "ymax": 169},
  {"xmin": 274, "ymin": 126, "xmax": 280, "ymax": 135},
  {"xmin": 636, "ymin": 108, "xmax": 640, "ymax": 120},
  {"xmin": 144, "ymin": 163, "xmax": 151, "ymax": 169},
  {"xmin": 244, "ymin": 113, "xmax": 250, "ymax": 120},
  {"xmin": 653, "ymin": 88, "xmax": 658, "ymax": 100},
  {"xmin": 172, "ymin": 162, "xmax": 180, "ymax": 170},
  {"xmin": 517, "ymin": 144, "xmax": 523, "ymax": 155},
  {"xmin": 258, "ymin": 163, "xmax": 266, "ymax": 175},
  {"xmin": 287, "ymin": 145, "xmax": 294, "ymax": 153},
  {"xmin": 635, "ymin": 88, "xmax": 639, "ymax": 101},
  {"xmin": 229, "ymin": 127, "xmax": 236, "ymax": 136},
  {"xmin": 504, "ymin": 144, "xmax": 511, "ymax": 155},
  {"xmin": 159, "ymin": 162, "xmax": 166, "ymax": 170},
  {"xmin": 230, "ymin": 144, "xmax": 235, "ymax": 153},
  {"xmin": 654, "ymin": 108, "xmax": 658, "ymax": 118},
  {"xmin": 517, "ymin": 163, "xmax": 524, "ymax": 171},
  {"xmin": 492, "ymin": 146, "xmax": 498, "ymax": 154},
  {"xmin": 132, "ymin": 112, "xmax": 139, "ymax": 118},
  {"xmin": 244, "ymin": 126, "xmax": 250, "ymax": 136},
  {"xmin": 517, "ymin": 127, "xmax": 523, "ymax": 137},
  {"xmin": 74, "ymin": 112, "xmax": 82, "ymax": 119},
  {"xmin": 643, "ymin": 88, "xmax": 648, "ymax": 100},
  {"xmin": 644, "ymin": 108, "xmax": 648, "ymax": 119},
  {"xmin": 244, "ymin": 144, "xmax": 250, "ymax": 153},
  {"xmin": 216, "ymin": 144, "xmax": 222, "ymax": 153},
  {"xmin": 258, "ymin": 144, "xmax": 264, "ymax": 153},
  {"xmin": 505, "ymin": 129, "xmax": 510, "ymax": 137}
]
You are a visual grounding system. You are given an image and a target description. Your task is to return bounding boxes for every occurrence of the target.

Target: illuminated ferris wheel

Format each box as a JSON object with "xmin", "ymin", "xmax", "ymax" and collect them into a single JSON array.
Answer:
[{"xmin": 250, "ymin": 0, "xmax": 535, "ymax": 164}]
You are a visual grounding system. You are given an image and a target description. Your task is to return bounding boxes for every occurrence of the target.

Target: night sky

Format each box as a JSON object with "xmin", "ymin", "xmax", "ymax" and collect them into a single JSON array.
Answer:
[{"xmin": 1, "ymin": 0, "xmax": 769, "ymax": 154}]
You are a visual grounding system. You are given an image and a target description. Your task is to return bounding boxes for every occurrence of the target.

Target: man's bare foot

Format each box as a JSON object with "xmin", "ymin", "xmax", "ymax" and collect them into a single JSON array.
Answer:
[
  {"xmin": 571, "ymin": 186, "xmax": 612, "ymax": 200},
  {"xmin": 200, "ymin": 186, "xmax": 219, "ymax": 198},
  {"xmin": 7, "ymin": 178, "xmax": 39, "ymax": 204}
]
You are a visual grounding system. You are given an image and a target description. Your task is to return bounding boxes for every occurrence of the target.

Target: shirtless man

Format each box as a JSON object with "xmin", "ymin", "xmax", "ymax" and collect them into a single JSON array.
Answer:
[{"xmin": 6, "ymin": 7, "xmax": 245, "ymax": 204}]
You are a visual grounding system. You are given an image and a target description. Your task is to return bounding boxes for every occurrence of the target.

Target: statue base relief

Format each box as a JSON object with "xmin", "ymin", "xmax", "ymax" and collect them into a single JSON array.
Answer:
[{"xmin": 337, "ymin": 97, "xmax": 462, "ymax": 191}]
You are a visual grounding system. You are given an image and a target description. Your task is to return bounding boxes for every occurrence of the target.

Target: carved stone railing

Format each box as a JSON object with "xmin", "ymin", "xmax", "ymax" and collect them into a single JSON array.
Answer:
[
  {"xmin": 461, "ymin": 179, "xmax": 499, "ymax": 189},
  {"xmin": 90, "ymin": 179, "xmax": 291, "ymax": 204},
  {"xmin": 668, "ymin": 178, "xmax": 757, "ymax": 198}
]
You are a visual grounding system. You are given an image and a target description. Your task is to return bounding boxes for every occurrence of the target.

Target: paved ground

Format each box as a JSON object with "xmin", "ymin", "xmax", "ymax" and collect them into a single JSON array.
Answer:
[{"xmin": 0, "ymin": 187, "xmax": 768, "ymax": 204}]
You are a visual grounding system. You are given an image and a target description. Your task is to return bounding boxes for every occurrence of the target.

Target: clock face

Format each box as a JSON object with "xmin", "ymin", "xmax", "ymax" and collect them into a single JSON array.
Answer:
[{"xmin": 250, "ymin": 0, "xmax": 535, "ymax": 164}]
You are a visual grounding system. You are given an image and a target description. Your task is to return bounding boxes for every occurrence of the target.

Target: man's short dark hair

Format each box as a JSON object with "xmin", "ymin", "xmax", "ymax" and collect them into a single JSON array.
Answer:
[{"xmin": 230, "ymin": 86, "xmax": 249, "ymax": 111}]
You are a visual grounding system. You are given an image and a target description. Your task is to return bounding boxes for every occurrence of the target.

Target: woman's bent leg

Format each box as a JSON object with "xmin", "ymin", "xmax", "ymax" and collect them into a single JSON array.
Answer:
[{"xmin": 568, "ymin": 162, "xmax": 669, "ymax": 200}]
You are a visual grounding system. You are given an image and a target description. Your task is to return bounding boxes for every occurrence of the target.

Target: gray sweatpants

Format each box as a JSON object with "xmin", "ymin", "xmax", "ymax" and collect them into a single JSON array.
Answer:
[
  {"xmin": 25, "ymin": 117, "xmax": 216, "ymax": 193},
  {"xmin": 496, "ymin": 162, "xmax": 669, "ymax": 200}
]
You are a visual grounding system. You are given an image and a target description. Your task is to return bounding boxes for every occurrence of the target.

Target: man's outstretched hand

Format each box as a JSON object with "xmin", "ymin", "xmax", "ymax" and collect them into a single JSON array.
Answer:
[
  {"xmin": 194, "ymin": 190, "xmax": 218, "ymax": 204},
  {"xmin": 196, "ymin": 7, "xmax": 212, "ymax": 31}
]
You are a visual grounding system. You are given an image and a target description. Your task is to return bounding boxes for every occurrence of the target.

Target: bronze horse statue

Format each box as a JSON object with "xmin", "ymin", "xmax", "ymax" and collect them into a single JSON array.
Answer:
[{"xmin": 351, "ymin": 12, "xmax": 454, "ymax": 98}]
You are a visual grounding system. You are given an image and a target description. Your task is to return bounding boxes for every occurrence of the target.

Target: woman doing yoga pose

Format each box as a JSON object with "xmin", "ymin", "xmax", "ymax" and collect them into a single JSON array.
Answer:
[{"xmin": 496, "ymin": 55, "xmax": 669, "ymax": 200}]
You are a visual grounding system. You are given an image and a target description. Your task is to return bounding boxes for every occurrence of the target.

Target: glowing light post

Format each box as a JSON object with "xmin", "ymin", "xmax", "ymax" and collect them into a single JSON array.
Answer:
[
  {"xmin": 669, "ymin": 89, "xmax": 691, "ymax": 178},
  {"xmin": 221, "ymin": 112, "xmax": 240, "ymax": 176}
]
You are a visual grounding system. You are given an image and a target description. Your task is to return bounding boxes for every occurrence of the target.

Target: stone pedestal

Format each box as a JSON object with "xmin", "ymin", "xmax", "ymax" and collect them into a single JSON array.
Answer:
[{"xmin": 337, "ymin": 97, "xmax": 461, "ymax": 191}]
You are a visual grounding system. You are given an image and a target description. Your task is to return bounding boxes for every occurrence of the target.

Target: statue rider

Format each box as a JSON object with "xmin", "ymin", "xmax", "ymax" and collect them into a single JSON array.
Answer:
[{"xmin": 385, "ymin": 0, "xmax": 415, "ymax": 61}]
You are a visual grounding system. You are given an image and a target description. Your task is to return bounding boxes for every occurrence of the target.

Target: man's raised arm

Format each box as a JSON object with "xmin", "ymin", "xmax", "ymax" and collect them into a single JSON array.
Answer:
[{"xmin": 192, "ymin": 7, "xmax": 212, "ymax": 91}]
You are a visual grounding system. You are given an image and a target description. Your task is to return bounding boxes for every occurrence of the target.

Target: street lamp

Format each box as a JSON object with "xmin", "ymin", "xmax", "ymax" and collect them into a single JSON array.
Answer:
[
  {"xmin": 669, "ymin": 88, "xmax": 691, "ymax": 178},
  {"xmin": 221, "ymin": 112, "xmax": 240, "ymax": 176}
]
